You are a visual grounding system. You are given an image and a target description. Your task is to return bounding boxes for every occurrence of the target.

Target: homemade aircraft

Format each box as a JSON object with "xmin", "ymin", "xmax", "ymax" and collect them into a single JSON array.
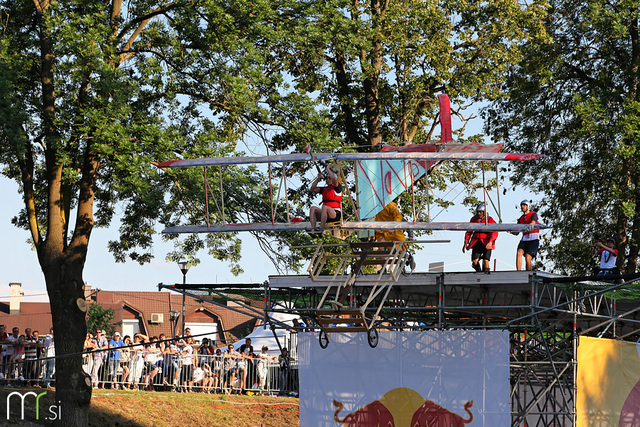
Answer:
[
  {"xmin": 158, "ymin": 95, "xmax": 544, "ymax": 236},
  {"xmin": 157, "ymin": 94, "xmax": 547, "ymax": 347}
]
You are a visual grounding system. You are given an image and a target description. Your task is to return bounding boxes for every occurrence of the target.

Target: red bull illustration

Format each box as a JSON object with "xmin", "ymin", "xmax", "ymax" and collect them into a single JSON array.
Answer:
[
  {"xmin": 410, "ymin": 399, "xmax": 473, "ymax": 427},
  {"xmin": 333, "ymin": 387, "xmax": 473, "ymax": 427},
  {"xmin": 333, "ymin": 399, "xmax": 395, "ymax": 426}
]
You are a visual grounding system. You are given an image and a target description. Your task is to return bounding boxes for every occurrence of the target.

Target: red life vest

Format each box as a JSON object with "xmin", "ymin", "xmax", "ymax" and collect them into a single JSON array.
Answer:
[
  {"xmin": 518, "ymin": 211, "xmax": 539, "ymax": 235},
  {"xmin": 464, "ymin": 215, "xmax": 497, "ymax": 249},
  {"xmin": 322, "ymin": 185, "xmax": 342, "ymax": 210}
]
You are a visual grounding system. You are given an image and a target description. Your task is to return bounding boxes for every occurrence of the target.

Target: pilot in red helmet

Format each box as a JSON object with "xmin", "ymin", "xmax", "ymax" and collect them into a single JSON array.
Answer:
[{"xmin": 463, "ymin": 204, "xmax": 497, "ymax": 272}]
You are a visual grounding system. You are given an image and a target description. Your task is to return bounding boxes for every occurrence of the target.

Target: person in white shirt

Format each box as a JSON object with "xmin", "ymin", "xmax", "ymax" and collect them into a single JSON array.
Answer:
[
  {"xmin": 179, "ymin": 339, "xmax": 194, "ymax": 392},
  {"xmin": 256, "ymin": 346, "xmax": 277, "ymax": 394},
  {"xmin": 595, "ymin": 237, "xmax": 620, "ymax": 276}
]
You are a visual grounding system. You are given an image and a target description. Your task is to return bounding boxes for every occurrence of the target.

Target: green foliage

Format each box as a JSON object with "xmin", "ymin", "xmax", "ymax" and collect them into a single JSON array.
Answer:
[
  {"xmin": 484, "ymin": 0, "xmax": 640, "ymax": 274},
  {"xmin": 86, "ymin": 303, "xmax": 120, "ymax": 338},
  {"xmin": 0, "ymin": 0, "xmax": 551, "ymax": 277}
]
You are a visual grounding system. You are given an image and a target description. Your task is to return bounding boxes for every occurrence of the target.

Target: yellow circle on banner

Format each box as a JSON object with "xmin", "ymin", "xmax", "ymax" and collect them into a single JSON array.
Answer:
[{"xmin": 379, "ymin": 387, "xmax": 424, "ymax": 426}]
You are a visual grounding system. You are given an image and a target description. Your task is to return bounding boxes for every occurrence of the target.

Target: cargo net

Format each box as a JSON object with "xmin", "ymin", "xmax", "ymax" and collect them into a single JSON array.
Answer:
[{"xmin": 551, "ymin": 279, "xmax": 640, "ymax": 300}]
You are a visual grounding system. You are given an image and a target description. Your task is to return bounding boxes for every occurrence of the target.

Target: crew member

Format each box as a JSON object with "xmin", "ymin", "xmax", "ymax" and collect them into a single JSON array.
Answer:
[
  {"xmin": 374, "ymin": 200, "xmax": 414, "ymax": 271},
  {"xmin": 595, "ymin": 237, "xmax": 619, "ymax": 276},
  {"xmin": 309, "ymin": 165, "xmax": 342, "ymax": 232},
  {"xmin": 463, "ymin": 204, "xmax": 498, "ymax": 272},
  {"xmin": 511, "ymin": 200, "xmax": 539, "ymax": 271},
  {"xmin": 374, "ymin": 201, "xmax": 406, "ymax": 245}
]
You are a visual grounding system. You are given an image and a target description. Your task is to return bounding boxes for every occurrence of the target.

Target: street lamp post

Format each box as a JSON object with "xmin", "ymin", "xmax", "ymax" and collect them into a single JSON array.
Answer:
[{"xmin": 178, "ymin": 261, "xmax": 190, "ymax": 337}]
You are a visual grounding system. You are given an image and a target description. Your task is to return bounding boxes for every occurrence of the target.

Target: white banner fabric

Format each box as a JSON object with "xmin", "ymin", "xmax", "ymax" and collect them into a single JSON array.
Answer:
[{"xmin": 298, "ymin": 330, "xmax": 510, "ymax": 426}]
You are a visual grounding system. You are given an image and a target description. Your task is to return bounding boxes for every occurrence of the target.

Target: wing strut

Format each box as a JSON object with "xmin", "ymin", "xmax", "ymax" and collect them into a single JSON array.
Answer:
[{"xmin": 204, "ymin": 167, "xmax": 210, "ymax": 227}]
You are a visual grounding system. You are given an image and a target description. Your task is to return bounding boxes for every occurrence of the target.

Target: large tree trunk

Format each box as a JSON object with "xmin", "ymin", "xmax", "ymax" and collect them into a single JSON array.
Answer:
[{"xmin": 40, "ymin": 250, "xmax": 91, "ymax": 426}]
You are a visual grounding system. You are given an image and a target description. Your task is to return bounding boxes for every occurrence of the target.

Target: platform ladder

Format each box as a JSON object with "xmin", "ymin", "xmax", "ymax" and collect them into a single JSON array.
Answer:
[{"xmin": 307, "ymin": 240, "xmax": 410, "ymax": 347}]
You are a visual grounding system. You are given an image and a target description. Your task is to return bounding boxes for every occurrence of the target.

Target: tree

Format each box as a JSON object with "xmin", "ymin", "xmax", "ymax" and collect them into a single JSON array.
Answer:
[
  {"xmin": 86, "ymin": 303, "xmax": 120, "ymax": 337},
  {"xmin": 0, "ymin": 0, "xmax": 549, "ymax": 424},
  {"xmin": 484, "ymin": 0, "xmax": 640, "ymax": 275},
  {"xmin": 253, "ymin": 0, "xmax": 551, "ymax": 222},
  {"xmin": 0, "ymin": 0, "xmax": 291, "ymax": 424}
]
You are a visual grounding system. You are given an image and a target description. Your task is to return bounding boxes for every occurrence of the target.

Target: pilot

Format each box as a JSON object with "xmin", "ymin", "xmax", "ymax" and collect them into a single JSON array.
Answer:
[
  {"xmin": 510, "ymin": 200, "xmax": 540, "ymax": 271},
  {"xmin": 309, "ymin": 165, "xmax": 342, "ymax": 232},
  {"xmin": 463, "ymin": 204, "xmax": 497, "ymax": 272}
]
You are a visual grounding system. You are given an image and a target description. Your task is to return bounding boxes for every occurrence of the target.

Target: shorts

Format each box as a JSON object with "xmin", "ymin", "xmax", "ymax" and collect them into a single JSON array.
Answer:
[
  {"xmin": 518, "ymin": 239, "xmax": 539, "ymax": 257},
  {"xmin": 326, "ymin": 209, "xmax": 342, "ymax": 224},
  {"xmin": 471, "ymin": 241, "xmax": 492, "ymax": 261},
  {"xmin": 597, "ymin": 267, "xmax": 621, "ymax": 276},
  {"xmin": 142, "ymin": 362, "xmax": 157, "ymax": 375},
  {"xmin": 223, "ymin": 368, "xmax": 235, "ymax": 382}
]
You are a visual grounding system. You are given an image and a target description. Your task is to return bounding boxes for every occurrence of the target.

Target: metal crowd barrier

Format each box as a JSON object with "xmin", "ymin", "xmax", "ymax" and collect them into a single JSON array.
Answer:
[
  {"xmin": 0, "ymin": 345, "xmax": 299, "ymax": 396},
  {"xmin": 82, "ymin": 350, "xmax": 298, "ymax": 395}
]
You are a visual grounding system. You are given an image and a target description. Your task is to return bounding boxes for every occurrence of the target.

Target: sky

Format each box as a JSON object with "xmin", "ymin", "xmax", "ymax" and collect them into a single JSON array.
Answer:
[{"xmin": 0, "ymin": 108, "xmax": 542, "ymax": 303}]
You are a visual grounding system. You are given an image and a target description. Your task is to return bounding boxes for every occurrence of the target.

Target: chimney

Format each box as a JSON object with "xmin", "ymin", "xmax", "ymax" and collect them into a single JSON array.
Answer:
[
  {"xmin": 84, "ymin": 283, "xmax": 93, "ymax": 300},
  {"xmin": 9, "ymin": 283, "xmax": 23, "ymax": 315}
]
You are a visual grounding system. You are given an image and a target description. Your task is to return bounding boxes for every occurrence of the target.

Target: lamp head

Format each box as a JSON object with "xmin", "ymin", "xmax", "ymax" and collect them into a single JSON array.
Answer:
[{"xmin": 178, "ymin": 261, "xmax": 190, "ymax": 275}]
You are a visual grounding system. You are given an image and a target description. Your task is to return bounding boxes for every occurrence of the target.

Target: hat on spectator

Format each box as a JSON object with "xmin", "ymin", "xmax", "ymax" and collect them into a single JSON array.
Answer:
[{"xmin": 114, "ymin": 332, "xmax": 120, "ymax": 336}]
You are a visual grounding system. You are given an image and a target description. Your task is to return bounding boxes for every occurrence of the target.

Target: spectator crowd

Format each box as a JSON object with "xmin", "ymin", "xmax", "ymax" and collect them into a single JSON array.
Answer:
[{"xmin": 0, "ymin": 324, "xmax": 296, "ymax": 396}]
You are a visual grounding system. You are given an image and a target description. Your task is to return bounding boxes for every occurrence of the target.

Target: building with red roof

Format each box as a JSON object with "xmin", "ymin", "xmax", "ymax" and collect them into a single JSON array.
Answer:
[{"xmin": 0, "ymin": 283, "xmax": 260, "ymax": 346}]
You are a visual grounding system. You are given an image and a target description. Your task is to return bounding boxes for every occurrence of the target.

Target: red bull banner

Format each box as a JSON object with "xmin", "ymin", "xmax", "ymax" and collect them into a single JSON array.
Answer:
[
  {"xmin": 298, "ymin": 331, "xmax": 510, "ymax": 426},
  {"xmin": 577, "ymin": 336, "xmax": 640, "ymax": 426}
]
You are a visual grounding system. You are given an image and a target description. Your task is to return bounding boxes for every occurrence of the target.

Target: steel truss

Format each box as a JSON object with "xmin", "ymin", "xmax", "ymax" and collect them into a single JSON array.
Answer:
[
  {"xmin": 266, "ymin": 271, "xmax": 640, "ymax": 426},
  {"xmin": 160, "ymin": 272, "xmax": 640, "ymax": 426}
]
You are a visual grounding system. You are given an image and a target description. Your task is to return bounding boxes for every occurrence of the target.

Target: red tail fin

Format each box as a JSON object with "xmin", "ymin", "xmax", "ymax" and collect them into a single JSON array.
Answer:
[{"xmin": 438, "ymin": 94, "xmax": 453, "ymax": 143}]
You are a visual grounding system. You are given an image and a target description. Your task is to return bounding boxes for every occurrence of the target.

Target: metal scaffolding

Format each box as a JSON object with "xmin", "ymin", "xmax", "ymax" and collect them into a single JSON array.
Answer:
[
  {"xmin": 160, "ymin": 270, "xmax": 640, "ymax": 426},
  {"xmin": 267, "ymin": 270, "xmax": 640, "ymax": 426}
]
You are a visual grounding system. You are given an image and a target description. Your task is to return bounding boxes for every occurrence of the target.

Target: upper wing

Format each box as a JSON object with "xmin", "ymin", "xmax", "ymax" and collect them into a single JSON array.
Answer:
[
  {"xmin": 162, "ymin": 221, "xmax": 547, "ymax": 234},
  {"xmin": 157, "ymin": 147, "xmax": 544, "ymax": 169}
]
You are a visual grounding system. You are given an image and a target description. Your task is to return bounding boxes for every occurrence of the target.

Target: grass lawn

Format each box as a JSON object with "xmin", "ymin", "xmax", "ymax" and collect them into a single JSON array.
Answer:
[{"xmin": 0, "ymin": 387, "xmax": 300, "ymax": 426}]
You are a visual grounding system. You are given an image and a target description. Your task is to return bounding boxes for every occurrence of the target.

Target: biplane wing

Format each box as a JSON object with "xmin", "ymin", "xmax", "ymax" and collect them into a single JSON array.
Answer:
[
  {"xmin": 162, "ymin": 221, "xmax": 546, "ymax": 234},
  {"xmin": 156, "ymin": 149, "xmax": 543, "ymax": 169}
]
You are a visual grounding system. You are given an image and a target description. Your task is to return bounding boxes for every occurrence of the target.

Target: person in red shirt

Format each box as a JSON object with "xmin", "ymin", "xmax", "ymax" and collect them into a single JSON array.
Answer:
[
  {"xmin": 463, "ymin": 204, "xmax": 498, "ymax": 272},
  {"xmin": 309, "ymin": 165, "xmax": 343, "ymax": 232}
]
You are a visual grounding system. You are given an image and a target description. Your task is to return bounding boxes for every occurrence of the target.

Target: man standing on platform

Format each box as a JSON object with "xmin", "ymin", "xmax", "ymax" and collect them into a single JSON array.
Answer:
[
  {"xmin": 511, "ymin": 200, "xmax": 540, "ymax": 271},
  {"xmin": 595, "ymin": 237, "xmax": 620, "ymax": 276},
  {"xmin": 463, "ymin": 204, "xmax": 498, "ymax": 272}
]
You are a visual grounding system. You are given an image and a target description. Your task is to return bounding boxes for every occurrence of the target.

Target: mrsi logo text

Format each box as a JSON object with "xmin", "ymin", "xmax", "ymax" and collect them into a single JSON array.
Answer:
[{"xmin": 6, "ymin": 391, "xmax": 61, "ymax": 421}]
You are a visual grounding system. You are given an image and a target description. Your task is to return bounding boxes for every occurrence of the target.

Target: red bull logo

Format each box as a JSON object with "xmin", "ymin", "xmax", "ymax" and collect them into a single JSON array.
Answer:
[
  {"xmin": 333, "ymin": 387, "xmax": 473, "ymax": 427},
  {"xmin": 333, "ymin": 399, "xmax": 395, "ymax": 426}
]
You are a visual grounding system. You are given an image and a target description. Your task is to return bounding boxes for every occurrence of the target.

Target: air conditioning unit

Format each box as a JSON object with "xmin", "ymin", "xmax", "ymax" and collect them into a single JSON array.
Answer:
[{"xmin": 150, "ymin": 313, "xmax": 164, "ymax": 324}]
